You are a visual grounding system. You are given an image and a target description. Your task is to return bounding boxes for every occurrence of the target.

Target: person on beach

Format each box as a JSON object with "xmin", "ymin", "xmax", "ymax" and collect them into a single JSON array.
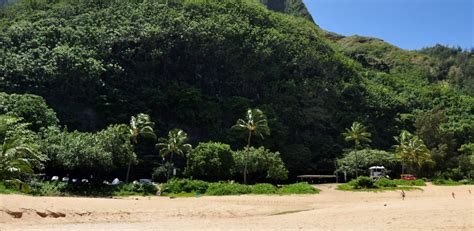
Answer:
[
  {"xmin": 401, "ymin": 190, "xmax": 406, "ymax": 200},
  {"xmin": 452, "ymin": 192, "xmax": 455, "ymax": 199}
]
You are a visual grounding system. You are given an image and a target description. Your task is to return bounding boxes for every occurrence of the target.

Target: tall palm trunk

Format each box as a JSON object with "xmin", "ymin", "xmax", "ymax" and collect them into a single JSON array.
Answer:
[
  {"xmin": 125, "ymin": 160, "xmax": 132, "ymax": 183},
  {"xmin": 166, "ymin": 152, "xmax": 175, "ymax": 181},
  {"xmin": 244, "ymin": 131, "xmax": 252, "ymax": 184}
]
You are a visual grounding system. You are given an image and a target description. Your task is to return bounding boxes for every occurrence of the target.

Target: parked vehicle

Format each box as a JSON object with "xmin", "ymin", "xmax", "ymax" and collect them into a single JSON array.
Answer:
[{"xmin": 400, "ymin": 174, "xmax": 417, "ymax": 180}]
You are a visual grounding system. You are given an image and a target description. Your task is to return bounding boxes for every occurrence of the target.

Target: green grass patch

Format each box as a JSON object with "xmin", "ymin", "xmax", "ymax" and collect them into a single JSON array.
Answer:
[
  {"xmin": 432, "ymin": 179, "xmax": 463, "ymax": 186},
  {"xmin": 459, "ymin": 179, "xmax": 474, "ymax": 185},
  {"xmin": 278, "ymin": 182, "xmax": 320, "ymax": 194},
  {"xmin": 337, "ymin": 177, "xmax": 424, "ymax": 192},
  {"xmin": 391, "ymin": 179, "xmax": 426, "ymax": 186},
  {"xmin": 160, "ymin": 180, "xmax": 319, "ymax": 196},
  {"xmin": 162, "ymin": 192, "xmax": 200, "ymax": 198},
  {"xmin": 337, "ymin": 183, "xmax": 422, "ymax": 192}
]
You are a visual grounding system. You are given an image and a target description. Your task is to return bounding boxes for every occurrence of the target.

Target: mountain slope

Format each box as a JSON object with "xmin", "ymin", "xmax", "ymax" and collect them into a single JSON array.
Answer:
[
  {"xmin": 0, "ymin": 0, "xmax": 359, "ymax": 175},
  {"xmin": 260, "ymin": 0, "xmax": 314, "ymax": 22},
  {"xmin": 328, "ymin": 34, "xmax": 473, "ymax": 95},
  {"xmin": 0, "ymin": 0, "xmax": 471, "ymax": 178}
]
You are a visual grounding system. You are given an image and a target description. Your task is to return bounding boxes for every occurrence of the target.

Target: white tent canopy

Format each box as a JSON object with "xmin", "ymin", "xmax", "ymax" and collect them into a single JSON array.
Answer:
[{"xmin": 369, "ymin": 166, "xmax": 385, "ymax": 170}]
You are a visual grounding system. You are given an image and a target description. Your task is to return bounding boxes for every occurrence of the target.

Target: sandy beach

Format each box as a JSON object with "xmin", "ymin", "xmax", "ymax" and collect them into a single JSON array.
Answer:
[{"xmin": 0, "ymin": 183, "xmax": 473, "ymax": 230}]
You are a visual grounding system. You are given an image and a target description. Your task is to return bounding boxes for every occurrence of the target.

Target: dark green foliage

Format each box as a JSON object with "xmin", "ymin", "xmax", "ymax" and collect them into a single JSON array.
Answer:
[
  {"xmin": 184, "ymin": 142, "xmax": 234, "ymax": 181},
  {"xmin": 374, "ymin": 178, "xmax": 397, "ymax": 188},
  {"xmin": 162, "ymin": 178, "xmax": 209, "ymax": 194},
  {"xmin": 160, "ymin": 179, "xmax": 317, "ymax": 195},
  {"xmin": 152, "ymin": 162, "xmax": 175, "ymax": 183},
  {"xmin": 348, "ymin": 176, "xmax": 376, "ymax": 189},
  {"xmin": 0, "ymin": 0, "xmax": 357, "ymax": 177},
  {"xmin": 432, "ymin": 179, "xmax": 463, "ymax": 186},
  {"xmin": 278, "ymin": 182, "xmax": 319, "ymax": 194},
  {"xmin": 206, "ymin": 182, "xmax": 252, "ymax": 195},
  {"xmin": 29, "ymin": 181, "xmax": 157, "ymax": 196},
  {"xmin": 233, "ymin": 147, "xmax": 288, "ymax": 182},
  {"xmin": 0, "ymin": 181, "xmax": 23, "ymax": 194},
  {"xmin": 0, "ymin": 93, "xmax": 58, "ymax": 131},
  {"xmin": 0, "ymin": 0, "xmax": 18, "ymax": 7},
  {"xmin": 458, "ymin": 179, "xmax": 474, "ymax": 185},
  {"xmin": 40, "ymin": 125, "xmax": 136, "ymax": 179},
  {"xmin": 250, "ymin": 183, "xmax": 278, "ymax": 194}
]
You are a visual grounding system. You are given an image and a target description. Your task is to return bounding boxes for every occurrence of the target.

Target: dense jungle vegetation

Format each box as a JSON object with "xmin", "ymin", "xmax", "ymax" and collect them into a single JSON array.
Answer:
[{"xmin": 0, "ymin": 0, "xmax": 472, "ymax": 189}]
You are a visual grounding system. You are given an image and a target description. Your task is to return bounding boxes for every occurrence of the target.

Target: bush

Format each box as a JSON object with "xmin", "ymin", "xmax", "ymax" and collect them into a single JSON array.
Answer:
[
  {"xmin": 392, "ymin": 179, "xmax": 426, "ymax": 186},
  {"xmin": 114, "ymin": 183, "xmax": 157, "ymax": 196},
  {"xmin": 374, "ymin": 178, "xmax": 397, "ymax": 188},
  {"xmin": 233, "ymin": 147, "xmax": 288, "ymax": 182},
  {"xmin": 278, "ymin": 182, "xmax": 319, "ymax": 194},
  {"xmin": 31, "ymin": 181, "xmax": 68, "ymax": 196},
  {"xmin": 205, "ymin": 182, "xmax": 251, "ymax": 195},
  {"xmin": 459, "ymin": 179, "xmax": 474, "ymax": 185},
  {"xmin": 0, "ymin": 181, "xmax": 22, "ymax": 194},
  {"xmin": 349, "ymin": 176, "xmax": 377, "ymax": 189},
  {"xmin": 184, "ymin": 142, "xmax": 234, "ymax": 181},
  {"xmin": 29, "ymin": 181, "xmax": 157, "ymax": 196},
  {"xmin": 250, "ymin": 183, "xmax": 278, "ymax": 194},
  {"xmin": 162, "ymin": 178, "xmax": 209, "ymax": 194},
  {"xmin": 432, "ymin": 179, "xmax": 463, "ymax": 186}
]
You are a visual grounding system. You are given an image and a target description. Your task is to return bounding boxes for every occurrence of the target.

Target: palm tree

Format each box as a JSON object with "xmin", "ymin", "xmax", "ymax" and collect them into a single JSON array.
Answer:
[
  {"xmin": 342, "ymin": 122, "xmax": 372, "ymax": 150},
  {"xmin": 232, "ymin": 108, "xmax": 270, "ymax": 184},
  {"xmin": 155, "ymin": 129, "xmax": 191, "ymax": 180},
  {"xmin": 126, "ymin": 113, "xmax": 156, "ymax": 183},
  {"xmin": 394, "ymin": 131, "xmax": 431, "ymax": 175},
  {"xmin": 0, "ymin": 138, "xmax": 46, "ymax": 192}
]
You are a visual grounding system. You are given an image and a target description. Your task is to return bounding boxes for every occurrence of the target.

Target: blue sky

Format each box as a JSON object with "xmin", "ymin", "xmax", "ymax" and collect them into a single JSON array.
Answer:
[{"xmin": 303, "ymin": 0, "xmax": 473, "ymax": 50}]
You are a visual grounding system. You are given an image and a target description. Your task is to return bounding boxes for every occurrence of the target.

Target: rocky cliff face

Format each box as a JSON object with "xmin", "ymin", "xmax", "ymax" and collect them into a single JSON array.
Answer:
[{"xmin": 260, "ymin": 0, "xmax": 314, "ymax": 22}]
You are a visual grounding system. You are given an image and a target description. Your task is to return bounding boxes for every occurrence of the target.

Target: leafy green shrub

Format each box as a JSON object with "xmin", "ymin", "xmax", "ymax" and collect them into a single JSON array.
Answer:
[
  {"xmin": 40, "ymin": 125, "xmax": 136, "ymax": 180},
  {"xmin": 184, "ymin": 142, "xmax": 234, "ymax": 181},
  {"xmin": 348, "ymin": 176, "xmax": 377, "ymax": 189},
  {"xmin": 233, "ymin": 147, "xmax": 288, "ymax": 182},
  {"xmin": 0, "ymin": 181, "xmax": 21, "ymax": 194},
  {"xmin": 435, "ymin": 168, "xmax": 465, "ymax": 181},
  {"xmin": 162, "ymin": 178, "xmax": 209, "ymax": 194},
  {"xmin": 30, "ymin": 181, "xmax": 68, "ymax": 196},
  {"xmin": 392, "ymin": 179, "xmax": 426, "ymax": 186},
  {"xmin": 432, "ymin": 179, "xmax": 463, "ymax": 186},
  {"xmin": 250, "ymin": 183, "xmax": 278, "ymax": 194},
  {"xmin": 278, "ymin": 182, "xmax": 319, "ymax": 194},
  {"xmin": 0, "ymin": 93, "xmax": 59, "ymax": 131},
  {"xmin": 29, "ymin": 181, "xmax": 157, "ymax": 196},
  {"xmin": 205, "ymin": 182, "xmax": 251, "ymax": 195},
  {"xmin": 374, "ymin": 178, "xmax": 397, "ymax": 188},
  {"xmin": 458, "ymin": 179, "xmax": 474, "ymax": 185},
  {"xmin": 114, "ymin": 183, "xmax": 157, "ymax": 196}
]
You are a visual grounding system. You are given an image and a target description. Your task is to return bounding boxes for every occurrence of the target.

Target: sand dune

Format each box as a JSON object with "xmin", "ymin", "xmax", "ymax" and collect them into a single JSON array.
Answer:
[{"xmin": 0, "ymin": 183, "xmax": 473, "ymax": 230}]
